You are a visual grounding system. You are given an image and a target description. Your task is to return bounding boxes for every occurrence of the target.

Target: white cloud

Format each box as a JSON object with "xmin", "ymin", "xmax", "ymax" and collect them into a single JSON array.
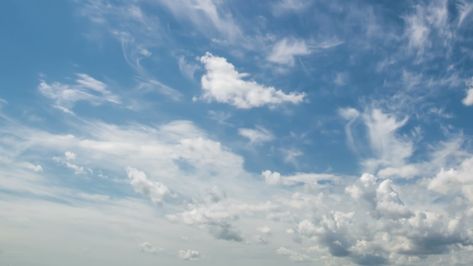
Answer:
[
  {"xmin": 364, "ymin": 109, "xmax": 412, "ymax": 168},
  {"xmin": 404, "ymin": 0, "xmax": 454, "ymax": 55},
  {"xmin": 463, "ymin": 81, "xmax": 473, "ymax": 106},
  {"xmin": 376, "ymin": 179, "xmax": 412, "ymax": 219},
  {"xmin": 377, "ymin": 164, "xmax": 420, "ymax": 179},
  {"xmin": 267, "ymin": 38, "xmax": 311, "ymax": 66},
  {"xmin": 282, "ymin": 148, "xmax": 303, "ymax": 165},
  {"xmin": 65, "ymin": 151, "xmax": 77, "ymax": 161},
  {"xmin": 428, "ymin": 156, "xmax": 473, "ymax": 202},
  {"xmin": 178, "ymin": 249, "xmax": 201, "ymax": 260},
  {"xmin": 134, "ymin": 78, "xmax": 183, "ymax": 101},
  {"xmin": 199, "ymin": 52, "xmax": 305, "ymax": 108},
  {"xmin": 157, "ymin": 0, "xmax": 241, "ymax": 42},
  {"xmin": 53, "ymin": 151, "xmax": 88, "ymax": 175},
  {"xmin": 238, "ymin": 127, "xmax": 274, "ymax": 144},
  {"xmin": 126, "ymin": 167, "xmax": 170, "ymax": 204},
  {"xmin": 38, "ymin": 73, "xmax": 120, "ymax": 113},
  {"xmin": 261, "ymin": 170, "xmax": 339, "ymax": 186},
  {"xmin": 2, "ymin": 102, "xmax": 473, "ymax": 265},
  {"xmin": 22, "ymin": 162, "xmax": 43, "ymax": 173},
  {"xmin": 341, "ymin": 108, "xmax": 416, "ymax": 173}
]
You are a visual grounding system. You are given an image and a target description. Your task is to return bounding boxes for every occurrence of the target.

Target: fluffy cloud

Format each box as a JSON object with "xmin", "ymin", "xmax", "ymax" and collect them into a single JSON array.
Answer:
[
  {"xmin": 39, "ymin": 73, "xmax": 120, "ymax": 113},
  {"xmin": 199, "ymin": 53, "xmax": 305, "ymax": 108},
  {"xmin": 127, "ymin": 167, "xmax": 171, "ymax": 204},
  {"xmin": 428, "ymin": 156, "xmax": 473, "ymax": 202},
  {"xmin": 2, "ymin": 110, "xmax": 473, "ymax": 265}
]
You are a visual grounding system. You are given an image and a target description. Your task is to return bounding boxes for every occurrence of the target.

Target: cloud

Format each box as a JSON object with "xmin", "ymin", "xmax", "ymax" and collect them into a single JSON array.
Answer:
[
  {"xmin": 2, "ymin": 111, "xmax": 473, "ymax": 265},
  {"xmin": 276, "ymin": 246, "xmax": 311, "ymax": 262},
  {"xmin": 261, "ymin": 170, "xmax": 339, "ymax": 186},
  {"xmin": 22, "ymin": 162, "xmax": 43, "ymax": 173},
  {"xmin": 267, "ymin": 38, "xmax": 343, "ymax": 67},
  {"xmin": 238, "ymin": 127, "xmax": 274, "ymax": 144},
  {"xmin": 375, "ymin": 179, "xmax": 412, "ymax": 219},
  {"xmin": 126, "ymin": 167, "xmax": 170, "ymax": 204},
  {"xmin": 272, "ymin": 0, "xmax": 311, "ymax": 15},
  {"xmin": 52, "ymin": 151, "xmax": 88, "ymax": 175},
  {"xmin": 38, "ymin": 73, "xmax": 120, "ymax": 113},
  {"xmin": 157, "ymin": 0, "xmax": 241, "ymax": 42},
  {"xmin": 254, "ymin": 226, "xmax": 272, "ymax": 244},
  {"xmin": 463, "ymin": 81, "xmax": 473, "ymax": 106},
  {"xmin": 428, "ymin": 156, "xmax": 473, "ymax": 202},
  {"xmin": 178, "ymin": 249, "xmax": 200, "ymax": 260},
  {"xmin": 199, "ymin": 52, "xmax": 305, "ymax": 108},
  {"xmin": 178, "ymin": 56, "xmax": 200, "ymax": 80},
  {"xmin": 267, "ymin": 38, "xmax": 311, "ymax": 66},
  {"xmin": 134, "ymin": 78, "xmax": 183, "ymax": 101},
  {"xmin": 402, "ymin": 0, "xmax": 466, "ymax": 56},
  {"xmin": 341, "ymin": 108, "xmax": 414, "ymax": 173},
  {"xmin": 140, "ymin": 242, "xmax": 162, "ymax": 254},
  {"xmin": 363, "ymin": 109, "xmax": 412, "ymax": 170}
]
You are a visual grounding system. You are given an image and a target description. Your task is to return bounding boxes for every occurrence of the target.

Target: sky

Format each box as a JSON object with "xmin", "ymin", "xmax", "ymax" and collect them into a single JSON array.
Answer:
[{"xmin": 1, "ymin": 0, "xmax": 473, "ymax": 265}]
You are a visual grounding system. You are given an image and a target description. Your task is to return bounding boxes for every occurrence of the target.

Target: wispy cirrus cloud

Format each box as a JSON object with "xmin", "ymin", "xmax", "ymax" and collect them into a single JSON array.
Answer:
[{"xmin": 38, "ymin": 73, "xmax": 120, "ymax": 113}]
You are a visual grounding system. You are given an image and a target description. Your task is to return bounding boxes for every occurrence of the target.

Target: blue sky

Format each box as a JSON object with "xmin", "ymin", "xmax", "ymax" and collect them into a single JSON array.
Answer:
[{"xmin": 1, "ymin": 0, "xmax": 473, "ymax": 265}]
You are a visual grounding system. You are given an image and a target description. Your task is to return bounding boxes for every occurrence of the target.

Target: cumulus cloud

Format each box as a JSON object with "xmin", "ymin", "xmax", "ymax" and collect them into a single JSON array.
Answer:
[
  {"xmin": 428, "ymin": 156, "xmax": 473, "ymax": 202},
  {"xmin": 38, "ymin": 73, "xmax": 120, "ymax": 113},
  {"xmin": 126, "ymin": 167, "xmax": 170, "ymax": 204},
  {"xmin": 238, "ymin": 127, "xmax": 274, "ymax": 144},
  {"xmin": 178, "ymin": 249, "xmax": 200, "ymax": 260},
  {"xmin": 376, "ymin": 179, "xmax": 412, "ymax": 219},
  {"xmin": 199, "ymin": 52, "xmax": 305, "ymax": 108}
]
